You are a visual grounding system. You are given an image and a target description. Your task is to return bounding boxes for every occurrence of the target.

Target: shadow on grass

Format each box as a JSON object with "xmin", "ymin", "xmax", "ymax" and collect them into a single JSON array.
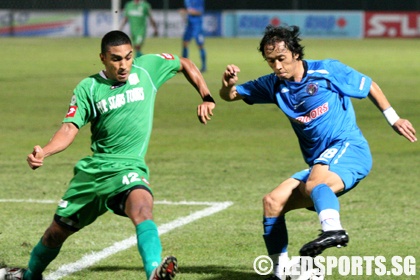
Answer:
[{"xmin": 90, "ymin": 264, "xmax": 261, "ymax": 279}]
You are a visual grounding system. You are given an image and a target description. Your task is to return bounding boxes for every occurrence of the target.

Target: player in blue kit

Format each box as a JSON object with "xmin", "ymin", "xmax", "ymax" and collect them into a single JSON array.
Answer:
[
  {"xmin": 219, "ymin": 25, "xmax": 417, "ymax": 280},
  {"xmin": 180, "ymin": 0, "xmax": 206, "ymax": 72}
]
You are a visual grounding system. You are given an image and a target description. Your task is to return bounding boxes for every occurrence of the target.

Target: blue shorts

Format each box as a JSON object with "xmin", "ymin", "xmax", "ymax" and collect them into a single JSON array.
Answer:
[{"xmin": 292, "ymin": 139, "xmax": 372, "ymax": 195}]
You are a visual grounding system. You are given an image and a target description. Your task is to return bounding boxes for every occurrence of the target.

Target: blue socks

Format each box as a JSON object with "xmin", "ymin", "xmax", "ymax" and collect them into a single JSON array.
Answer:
[
  {"xmin": 263, "ymin": 216, "xmax": 289, "ymax": 278},
  {"xmin": 311, "ymin": 184, "xmax": 340, "ymax": 213},
  {"xmin": 199, "ymin": 48, "xmax": 206, "ymax": 71},
  {"xmin": 311, "ymin": 184, "xmax": 343, "ymax": 231},
  {"xmin": 263, "ymin": 215, "xmax": 288, "ymax": 255},
  {"xmin": 182, "ymin": 47, "xmax": 188, "ymax": 58},
  {"xmin": 182, "ymin": 47, "xmax": 206, "ymax": 71}
]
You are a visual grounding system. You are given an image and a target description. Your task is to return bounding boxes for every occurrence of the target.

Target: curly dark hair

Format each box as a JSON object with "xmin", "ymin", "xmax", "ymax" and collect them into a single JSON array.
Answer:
[{"xmin": 258, "ymin": 25, "xmax": 305, "ymax": 60}]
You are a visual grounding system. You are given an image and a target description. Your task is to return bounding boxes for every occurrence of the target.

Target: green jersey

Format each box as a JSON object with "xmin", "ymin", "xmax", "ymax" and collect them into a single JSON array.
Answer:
[
  {"xmin": 124, "ymin": 0, "xmax": 152, "ymax": 35},
  {"xmin": 63, "ymin": 53, "xmax": 181, "ymax": 161}
]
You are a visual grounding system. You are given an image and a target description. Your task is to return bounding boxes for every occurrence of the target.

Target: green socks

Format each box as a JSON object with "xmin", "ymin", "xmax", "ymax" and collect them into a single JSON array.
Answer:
[
  {"xmin": 24, "ymin": 238, "xmax": 61, "ymax": 280},
  {"xmin": 136, "ymin": 220, "xmax": 162, "ymax": 279},
  {"xmin": 23, "ymin": 221, "xmax": 161, "ymax": 279}
]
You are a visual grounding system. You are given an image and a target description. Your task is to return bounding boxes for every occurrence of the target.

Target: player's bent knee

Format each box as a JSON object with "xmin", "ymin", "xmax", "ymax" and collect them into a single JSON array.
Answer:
[
  {"xmin": 302, "ymin": 181, "xmax": 318, "ymax": 197},
  {"xmin": 43, "ymin": 222, "xmax": 73, "ymax": 247},
  {"xmin": 128, "ymin": 208, "xmax": 153, "ymax": 226},
  {"xmin": 262, "ymin": 193, "xmax": 284, "ymax": 214},
  {"xmin": 304, "ymin": 186, "xmax": 313, "ymax": 197},
  {"xmin": 125, "ymin": 187, "xmax": 154, "ymax": 225}
]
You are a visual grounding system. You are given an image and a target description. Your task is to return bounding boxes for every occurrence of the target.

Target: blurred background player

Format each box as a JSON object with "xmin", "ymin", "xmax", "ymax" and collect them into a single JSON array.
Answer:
[
  {"xmin": 180, "ymin": 0, "xmax": 207, "ymax": 72},
  {"xmin": 120, "ymin": 0, "xmax": 158, "ymax": 57}
]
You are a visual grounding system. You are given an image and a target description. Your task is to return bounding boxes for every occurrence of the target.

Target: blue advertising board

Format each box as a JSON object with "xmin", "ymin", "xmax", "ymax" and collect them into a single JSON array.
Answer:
[
  {"xmin": 227, "ymin": 11, "xmax": 363, "ymax": 38},
  {"xmin": 295, "ymin": 11, "xmax": 362, "ymax": 38},
  {"xmin": 203, "ymin": 12, "xmax": 222, "ymax": 37}
]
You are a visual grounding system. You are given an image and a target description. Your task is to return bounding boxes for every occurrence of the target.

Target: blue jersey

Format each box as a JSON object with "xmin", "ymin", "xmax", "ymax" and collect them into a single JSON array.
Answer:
[
  {"xmin": 184, "ymin": 0, "xmax": 204, "ymax": 15},
  {"xmin": 236, "ymin": 59, "xmax": 373, "ymax": 165},
  {"xmin": 183, "ymin": 0, "xmax": 205, "ymax": 44}
]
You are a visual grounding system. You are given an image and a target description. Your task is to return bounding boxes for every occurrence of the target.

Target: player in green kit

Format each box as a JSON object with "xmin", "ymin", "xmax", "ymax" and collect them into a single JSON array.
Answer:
[
  {"xmin": 1, "ymin": 31, "xmax": 215, "ymax": 280},
  {"xmin": 120, "ymin": 0, "xmax": 158, "ymax": 57}
]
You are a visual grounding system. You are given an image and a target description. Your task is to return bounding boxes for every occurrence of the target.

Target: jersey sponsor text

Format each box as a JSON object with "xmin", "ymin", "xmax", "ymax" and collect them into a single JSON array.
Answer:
[
  {"xmin": 96, "ymin": 87, "xmax": 145, "ymax": 114},
  {"xmin": 295, "ymin": 102, "xmax": 329, "ymax": 124}
]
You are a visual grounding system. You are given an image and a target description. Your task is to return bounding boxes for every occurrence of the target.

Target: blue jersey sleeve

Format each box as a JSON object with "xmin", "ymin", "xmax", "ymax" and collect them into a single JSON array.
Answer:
[
  {"xmin": 236, "ymin": 74, "xmax": 278, "ymax": 104},
  {"xmin": 326, "ymin": 60, "xmax": 372, "ymax": 99}
]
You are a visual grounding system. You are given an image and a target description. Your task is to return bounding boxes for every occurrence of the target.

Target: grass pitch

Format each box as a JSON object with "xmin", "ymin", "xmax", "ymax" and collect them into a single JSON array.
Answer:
[{"xmin": 0, "ymin": 36, "xmax": 419, "ymax": 279}]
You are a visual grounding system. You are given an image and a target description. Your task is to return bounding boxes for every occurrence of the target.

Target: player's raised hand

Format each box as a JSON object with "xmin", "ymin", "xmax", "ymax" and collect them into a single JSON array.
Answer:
[
  {"xmin": 222, "ymin": 64, "xmax": 240, "ymax": 88},
  {"xmin": 27, "ymin": 145, "xmax": 45, "ymax": 170},
  {"xmin": 392, "ymin": 119, "xmax": 417, "ymax": 143}
]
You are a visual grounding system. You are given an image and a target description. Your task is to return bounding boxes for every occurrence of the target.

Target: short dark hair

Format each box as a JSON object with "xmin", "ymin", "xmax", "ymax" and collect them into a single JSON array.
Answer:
[
  {"xmin": 258, "ymin": 25, "xmax": 305, "ymax": 60},
  {"xmin": 101, "ymin": 30, "xmax": 132, "ymax": 54}
]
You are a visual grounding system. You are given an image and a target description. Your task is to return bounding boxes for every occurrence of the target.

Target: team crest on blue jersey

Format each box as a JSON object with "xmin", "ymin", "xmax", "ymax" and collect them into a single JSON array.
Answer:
[{"xmin": 306, "ymin": 83, "xmax": 319, "ymax": 95}]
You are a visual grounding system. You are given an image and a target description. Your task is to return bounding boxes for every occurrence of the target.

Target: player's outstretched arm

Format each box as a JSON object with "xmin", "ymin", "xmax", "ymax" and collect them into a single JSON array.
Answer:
[
  {"xmin": 149, "ymin": 12, "xmax": 158, "ymax": 37},
  {"xmin": 179, "ymin": 57, "xmax": 215, "ymax": 125},
  {"xmin": 27, "ymin": 122, "xmax": 79, "ymax": 170},
  {"xmin": 368, "ymin": 81, "xmax": 417, "ymax": 142},
  {"xmin": 219, "ymin": 64, "xmax": 243, "ymax": 102}
]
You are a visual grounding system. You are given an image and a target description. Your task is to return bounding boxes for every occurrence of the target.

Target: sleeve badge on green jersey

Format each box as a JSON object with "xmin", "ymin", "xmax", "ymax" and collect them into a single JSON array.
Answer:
[
  {"xmin": 70, "ymin": 94, "xmax": 77, "ymax": 105},
  {"xmin": 128, "ymin": 73, "xmax": 140, "ymax": 85},
  {"xmin": 65, "ymin": 106, "xmax": 77, "ymax": 118},
  {"xmin": 158, "ymin": 53, "xmax": 175, "ymax": 60}
]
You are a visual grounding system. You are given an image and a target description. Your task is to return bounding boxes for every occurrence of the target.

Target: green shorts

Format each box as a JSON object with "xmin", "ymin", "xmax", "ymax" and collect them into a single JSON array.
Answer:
[
  {"xmin": 55, "ymin": 154, "xmax": 152, "ymax": 231},
  {"xmin": 132, "ymin": 33, "xmax": 145, "ymax": 46}
]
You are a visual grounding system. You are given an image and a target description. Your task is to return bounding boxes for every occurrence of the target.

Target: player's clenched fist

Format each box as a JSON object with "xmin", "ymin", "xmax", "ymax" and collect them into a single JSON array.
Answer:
[
  {"xmin": 222, "ymin": 64, "xmax": 240, "ymax": 88},
  {"xmin": 27, "ymin": 145, "xmax": 44, "ymax": 170}
]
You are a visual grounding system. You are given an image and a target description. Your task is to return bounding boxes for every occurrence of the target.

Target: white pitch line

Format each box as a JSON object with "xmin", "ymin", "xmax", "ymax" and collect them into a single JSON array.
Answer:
[
  {"xmin": 41, "ymin": 201, "xmax": 233, "ymax": 280},
  {"xmin": 1, "ymin": 199, "xmax": 233, "ymax": 278}
]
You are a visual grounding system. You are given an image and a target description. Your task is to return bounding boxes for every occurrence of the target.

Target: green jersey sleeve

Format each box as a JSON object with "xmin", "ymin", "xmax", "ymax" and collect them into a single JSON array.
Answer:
[
  {"xmin": 62, "ymin": 77, "xmax": 97, "ymax": 128},
  {"xmin": 133, "ymin": 53, "xmax": 181, "ymax": 90}
]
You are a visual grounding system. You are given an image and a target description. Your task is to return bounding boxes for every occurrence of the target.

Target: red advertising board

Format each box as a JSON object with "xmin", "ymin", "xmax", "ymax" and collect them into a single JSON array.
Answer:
[{"xmin": 365, "ymin": 12, "xmax": 420, "ymax": 38}]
